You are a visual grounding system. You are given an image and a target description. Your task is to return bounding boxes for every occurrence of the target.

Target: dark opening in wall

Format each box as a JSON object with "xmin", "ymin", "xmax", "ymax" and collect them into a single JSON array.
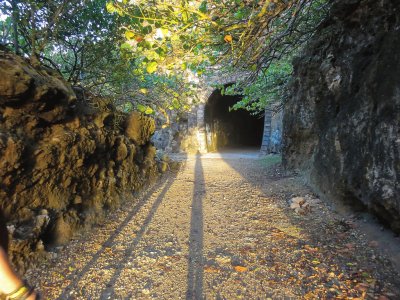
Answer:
[{"xmin": 204, "ymin": 86, "xmax": 264, "ymax": 151}]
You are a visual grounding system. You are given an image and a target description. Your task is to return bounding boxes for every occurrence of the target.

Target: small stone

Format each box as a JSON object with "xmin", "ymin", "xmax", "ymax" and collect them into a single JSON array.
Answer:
[
  {"xmin": 142, "ymin": 289, "xmax": 150, "ymax": 295},
  {"xmin": 368, "ymin": 240, "xmax": 379, "ymax": 247},
  {"xmin": 34, "ymin": 214, "xmax": 50, "ymax": 233},
  {"xmin": 39, "ymin": 209, "xmax": 48, "ymax": 215},
  {"xmin": 290, "ymin": 197, "xmax": 305, "ymax": 206},
  {"xmin": 290, "ymin": 202, "xmax": 301, "ymax": 209},
  {"xmin": 73, "ymin": 196, "xmax": 82, "ymax": 204},
  {"xmin": 216, "ymin": 255, "xmax": 231, "ymax": 264},
  {"xmin": 36, "ymin": 240, "xmax": 45, "ymax": 251},
  {"xmin": 7, "ymin": 225, "xmax": 15, "ymax": 235}
]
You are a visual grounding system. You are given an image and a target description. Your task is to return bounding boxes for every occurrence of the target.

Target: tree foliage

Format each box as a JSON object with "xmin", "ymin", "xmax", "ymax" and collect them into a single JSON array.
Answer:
[
  {"xmin": 0, "ymin": 0, "xmax": 121, "ymax": 80},
  {"xmin": 222, "ymin": 59, "xmax": 293, "ymax": 113},
  {"xmin": 0, "ymin": 0, "xmax": 330, "ymax": 116},
  {"xmin": 110, "ymin": 0, "xmax": 329, "ymax": 113},
  {"xmin": 0, "ymin": 0, "xmax": 199, "ymax": 115}
]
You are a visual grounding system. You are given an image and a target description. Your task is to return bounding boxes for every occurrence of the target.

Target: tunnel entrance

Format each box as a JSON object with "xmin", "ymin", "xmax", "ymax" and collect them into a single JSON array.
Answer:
[{"xmin": 204, "ymin": 86, "xmax": 264, "ymax": 151}]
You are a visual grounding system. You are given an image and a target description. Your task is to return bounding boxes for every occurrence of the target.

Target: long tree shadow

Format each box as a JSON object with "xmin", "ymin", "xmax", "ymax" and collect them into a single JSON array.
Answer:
[
  {"xmin": 99, "ymin": 171, "xmax": 178, "ymax": 299},
  {"xmin": 186, "ymin": 152, "xmax": 205, "ymax": 300},
  {"xmin": 57, "ymin": 173, "xmax": 174, "ymax": 299}
]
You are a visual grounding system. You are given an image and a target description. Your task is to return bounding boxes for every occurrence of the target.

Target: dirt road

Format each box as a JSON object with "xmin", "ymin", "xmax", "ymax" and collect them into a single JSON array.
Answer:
[{"xmin": 27, "ymin": 151, "xmax": 400, "ymax": 299}]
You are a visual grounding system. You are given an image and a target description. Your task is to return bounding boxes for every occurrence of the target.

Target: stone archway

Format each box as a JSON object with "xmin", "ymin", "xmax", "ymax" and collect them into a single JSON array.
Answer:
[
  {"xmin": 204, "ymin": 85, "xmax": 265, "ymax": 151},
  {"xmin": 192, "ymin": 72, "xmax": 279, "ymax": 154},
  {"xmin": 152, "ymin": 71, "xmax": 280, "ymax": 154}
]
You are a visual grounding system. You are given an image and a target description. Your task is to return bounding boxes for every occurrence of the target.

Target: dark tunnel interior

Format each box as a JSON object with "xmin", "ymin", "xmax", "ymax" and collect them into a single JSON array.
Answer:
[{"xmin": 204, "ymin": 87, "xmax": 264, "ymax": 150}]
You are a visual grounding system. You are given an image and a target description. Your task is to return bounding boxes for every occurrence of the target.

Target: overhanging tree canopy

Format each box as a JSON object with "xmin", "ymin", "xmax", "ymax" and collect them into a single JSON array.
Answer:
[
  {"xmin": 0, "ymin": 0, "xmax": 329, "ymax": 115},
  {"xmin": 108, "ymin": 0, "xmax": 329, "ymax": 113}
]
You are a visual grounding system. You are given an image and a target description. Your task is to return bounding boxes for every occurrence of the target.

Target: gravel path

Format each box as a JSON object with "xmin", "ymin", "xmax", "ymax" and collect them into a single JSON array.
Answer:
[{"xmin": 26, "ymin": 151, "xmax": 400, "ymax": 299}]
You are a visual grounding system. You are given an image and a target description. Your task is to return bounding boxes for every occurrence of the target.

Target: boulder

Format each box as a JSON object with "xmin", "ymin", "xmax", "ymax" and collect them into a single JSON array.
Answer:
[{"xmin": 125, "ymin": 111, "xmax": 155, "ymax": 145}]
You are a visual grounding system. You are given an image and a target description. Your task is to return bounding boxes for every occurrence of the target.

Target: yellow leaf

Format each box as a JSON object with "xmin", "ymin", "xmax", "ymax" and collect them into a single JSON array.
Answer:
[
  {"xmin": 125, "ymin": 31, "xmax": 135, "ymax": 40},
  {"xmin": 146, "ymin": 61, "xmax": 158, "ymax": 74},
  {"xmin": 161, "ymin": 28, "xmax": 169, "ymax": 36},
  {"xmin": 311, "ymin": 259, "xmax": 320, "ymax": 265},
  {"xmin": 139, "ymin": 88, "xmax": 148, "ymax": 94},
  {"xmin": 204, "ymin": 266, "xmax": 220, "ymax": 273},
  {"xmin": 224, "ymin": 34, "xmax": 233, "ymax": 43},
  {"xmin": 144, "ymin": 107, "xmax": 154, "ymax": 115},
  {"xmin": 106, "ymin": 2, "xmax": 116, "ymax": 13}
]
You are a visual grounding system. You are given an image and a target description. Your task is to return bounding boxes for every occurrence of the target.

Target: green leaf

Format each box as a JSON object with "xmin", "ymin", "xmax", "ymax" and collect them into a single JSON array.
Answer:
[
  {"xmin": 137, "ymin": 104, "xmax": 154, "ymax": 115},
  {"xmin": 137, "ymin": 104, "xmax": 146, "ymax": 112},
  {"xmin": 182, "ymin": 11, "xmax": 189, "ymax": 23},
  {"xmin": 120, "ymin": 42, "xmax": 132, "ymax": 51},
  {"xmin": 199, "ymin": 1, "xmax": 207, "ymax": 13},
  {"xmin": 146, "ymin": 61, "xmax": 158, "ymax": 73},
  {"xmin": 144, "ymin": 106, "xmax": 154, "ymax": 114},
  {"xmin": 142, "ymin": 25, "xmax": 153, "ymax": 35},
  {"xmin": 234, "ymin": 9, "xmax": 244, "ymax": 19},
  {"xmin": 172, "ymin": 98, "xmax": 180, "ymax": 109}
]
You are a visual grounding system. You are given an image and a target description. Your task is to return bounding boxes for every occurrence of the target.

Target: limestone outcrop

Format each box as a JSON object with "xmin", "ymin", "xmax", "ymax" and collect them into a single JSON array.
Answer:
[
  {"xmin": 0, "ymin": 51, "xmax": 159, "ymax": 271},
  {"xmin": 283, "ymin": 0, "xmax": 400, "ymax": 232}
]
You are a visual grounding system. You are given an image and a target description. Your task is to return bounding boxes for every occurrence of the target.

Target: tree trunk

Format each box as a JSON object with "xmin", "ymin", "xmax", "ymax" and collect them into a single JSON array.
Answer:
[
  {"xmin": 29, "ymin": 4, "xmax": 40, "ymax": 66},
  {"xmin": 11, "ymin": 0, "xmax": 19, "ymax": 54}
]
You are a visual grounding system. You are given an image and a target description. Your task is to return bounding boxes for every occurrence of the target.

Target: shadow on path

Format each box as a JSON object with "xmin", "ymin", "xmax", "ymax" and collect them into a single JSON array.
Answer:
[
  {"xmin": 186, "ymin": 153, "xmax": 205, "ymax": 300},
  {"xmin": 57, "ymin": 173, "xmax": 173, "ymax": 299},
  {"xmin": 99, "ymin": 171, "xmax": 179, "ymax": 299}
]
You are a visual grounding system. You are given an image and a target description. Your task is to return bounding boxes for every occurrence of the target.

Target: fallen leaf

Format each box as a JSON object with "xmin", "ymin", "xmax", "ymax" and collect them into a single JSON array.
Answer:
[
  {"xmin": 204, "ymin": 266, "xmax": 220, "ymax": 273},
  {"xmin": 355, "ymin": 283, "xmax": 369, "ymax": 292},
  {"xmin": 311, "ymin": 259, "xmax": 320, "ymax": 265},
  {"xmin": 304, "ymin": 245, "xmax": 319, "ymax": 253},
  {"xmin": 234, "ymin": 265, "xmax": 248, "ymax": 272}
]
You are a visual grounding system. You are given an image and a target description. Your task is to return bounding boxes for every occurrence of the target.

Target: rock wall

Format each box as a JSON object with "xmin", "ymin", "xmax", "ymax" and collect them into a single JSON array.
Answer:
[
  {"xmin": 152, "ymin": 107, "xmax": 202, "ymax": 154},
  {"xmin": 283, "ymin": 0, "xmax": 400, "ymax": 232},
  {"xmin": 0, "ymin": 51, "xmax": 160, "ymax": 271}
]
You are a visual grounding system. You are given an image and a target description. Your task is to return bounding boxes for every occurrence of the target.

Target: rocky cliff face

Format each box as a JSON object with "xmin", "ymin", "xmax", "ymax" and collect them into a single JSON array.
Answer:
[
  {"xmin": 0, "ymin": 51, "xmax": 160, "ymax": 271},
  {"xmin": 283, "ymin": 0, "xmax": 400, "ymax": 232}
]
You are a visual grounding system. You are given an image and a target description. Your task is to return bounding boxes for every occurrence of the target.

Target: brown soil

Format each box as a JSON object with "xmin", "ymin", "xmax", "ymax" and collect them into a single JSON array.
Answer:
[{"xmin": 25, "ymin": 151, "xmax": 400, "ymax": 299}]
